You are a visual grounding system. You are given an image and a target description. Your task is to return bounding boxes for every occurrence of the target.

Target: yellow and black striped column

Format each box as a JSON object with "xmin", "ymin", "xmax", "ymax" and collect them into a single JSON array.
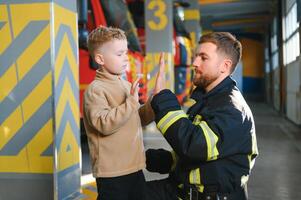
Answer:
[{"xmin": 0, "ymin": 1, "xmax": 80, "ymax": 199}]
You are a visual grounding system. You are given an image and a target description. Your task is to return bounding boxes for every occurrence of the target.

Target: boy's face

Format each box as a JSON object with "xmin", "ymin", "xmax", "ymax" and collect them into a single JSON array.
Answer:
[{"xmin": 95, "ymin": 39, "xmax": 129, "ymax": 75}]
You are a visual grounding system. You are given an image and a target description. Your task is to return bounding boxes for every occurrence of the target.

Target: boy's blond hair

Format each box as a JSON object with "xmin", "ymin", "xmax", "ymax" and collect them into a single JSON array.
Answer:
[{"xmin": 87, "ymin": 26, "xmax": 127, "ymax": 58}]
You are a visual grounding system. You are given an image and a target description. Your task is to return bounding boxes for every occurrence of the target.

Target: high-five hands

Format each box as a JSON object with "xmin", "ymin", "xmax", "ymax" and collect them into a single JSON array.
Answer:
[{"xmin": 153, "ymin": 52, "xmax": 166, "ymax": 95}]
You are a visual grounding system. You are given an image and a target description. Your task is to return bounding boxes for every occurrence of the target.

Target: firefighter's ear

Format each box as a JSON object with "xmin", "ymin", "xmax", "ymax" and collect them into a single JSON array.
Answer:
[
  {"xmin": 221, "ymin": 58, "xmax": 232, "ymax": 74},
  {"xmin": 94, "ymin": 53, "xmax": 104, "ymax": 65}
]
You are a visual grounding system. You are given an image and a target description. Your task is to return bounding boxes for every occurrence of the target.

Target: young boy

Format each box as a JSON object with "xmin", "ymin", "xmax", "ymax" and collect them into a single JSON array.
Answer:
[{"xmin": 83, "ymin": 26, "xmax": 154, "ymax": 200}]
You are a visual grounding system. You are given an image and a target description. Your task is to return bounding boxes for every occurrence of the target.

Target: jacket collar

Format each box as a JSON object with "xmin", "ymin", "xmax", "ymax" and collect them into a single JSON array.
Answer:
[
  {"xmin": 191, "ymin": 76, "xmax": 236, "ymax": 101},
  {"xmin": 95, "ymin": 67, "xmax": 121, "ymax": 82}
]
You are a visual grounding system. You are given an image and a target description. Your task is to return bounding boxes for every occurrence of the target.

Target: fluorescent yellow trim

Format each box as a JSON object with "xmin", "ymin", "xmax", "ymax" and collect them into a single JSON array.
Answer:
[
  {"xmin": 199, "ymin": 121, "xmax": 219, "ymax": 160},
  {"xmin": 161, "ymin": 113, "xmax": 187, "ymax": 134},
  {"xmin": 196, "ymin": 184, "xmax": 205, "ymax": 193},
  {"xmin": 157, "ymin": 110, "xmax": 187, "ymax": 135},
  {"xmin": 200, "ymin": 123, "xmax": 212, "ymax": 160},
  {"xmin": 157, "ymin": 111, "xmax": 180, "ymax": 128},
  {"xmin": 189, "ymin": 168, "xmax": 201, "ymax": 185},
  {"xmin": 192, "ymin": 114, "xmax": 202, "ymax": 125},
  {"xmin": 189, "ymin": 168, "xmax": 205, "ymax": 192}
]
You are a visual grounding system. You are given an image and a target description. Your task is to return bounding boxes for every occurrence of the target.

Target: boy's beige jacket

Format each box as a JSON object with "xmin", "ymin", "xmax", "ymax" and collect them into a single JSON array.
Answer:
[{"xmin": 83, "ymin": 68, "xmax": 154, "ymax": 178}]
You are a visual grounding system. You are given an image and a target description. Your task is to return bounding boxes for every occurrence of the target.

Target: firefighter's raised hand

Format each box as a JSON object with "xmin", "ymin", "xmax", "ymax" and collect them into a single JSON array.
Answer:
[
  {"xmin": 154, "ymin": 52, "xmax": 166, "ymax": 95},
  {"xmin": 130, "ymin": 77, "xmax": 140, "ymax": 102}
]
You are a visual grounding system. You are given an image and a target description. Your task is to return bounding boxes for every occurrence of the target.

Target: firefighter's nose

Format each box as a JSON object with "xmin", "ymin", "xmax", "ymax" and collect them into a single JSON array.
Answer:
[{"xmin": 193, "ymin": 57, "xmax": 200, "ymax": 68}]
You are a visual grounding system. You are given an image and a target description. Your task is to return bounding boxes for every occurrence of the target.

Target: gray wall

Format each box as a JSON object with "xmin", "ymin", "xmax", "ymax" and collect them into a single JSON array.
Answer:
[{"xmin": 286, "ymin": 56, "xmax": 301, "ymax": 125}]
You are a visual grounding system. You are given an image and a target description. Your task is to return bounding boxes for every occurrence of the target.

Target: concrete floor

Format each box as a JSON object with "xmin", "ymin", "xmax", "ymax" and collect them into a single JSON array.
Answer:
[
  {"xmin": 247, "ymin": 102, "xmax": 301, "ymax": 200},
  {"xmin": 81, "ymin": 101, "xmax": 301, "ymax": 200}
]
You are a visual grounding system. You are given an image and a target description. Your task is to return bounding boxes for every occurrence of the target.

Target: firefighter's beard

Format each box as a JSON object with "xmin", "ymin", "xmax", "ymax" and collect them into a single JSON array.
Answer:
[{"xmin": 193, "ymin": 72, "xmax": 219, "ymax": 90}]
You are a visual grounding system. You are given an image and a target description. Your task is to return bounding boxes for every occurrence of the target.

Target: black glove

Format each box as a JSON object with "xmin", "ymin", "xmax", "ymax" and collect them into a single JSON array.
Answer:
[{"xmin": 146, "ymin": 148, "xmax": 173, "ymax": 174}]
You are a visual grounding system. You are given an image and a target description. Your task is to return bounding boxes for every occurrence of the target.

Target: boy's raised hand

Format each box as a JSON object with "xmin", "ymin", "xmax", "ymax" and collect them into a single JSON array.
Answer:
[
  {"xmin": 153, "ymin": 52, "xmax": 166, "ymax": 95},
  {"xmin": 130, "ymin": 77, "xmax": 140, "ymax": 102}
]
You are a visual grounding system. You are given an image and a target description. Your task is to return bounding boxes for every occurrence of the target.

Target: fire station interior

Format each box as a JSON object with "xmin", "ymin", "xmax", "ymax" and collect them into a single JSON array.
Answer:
[{"xmin": 1, "ymin": 0, "xmax": 301, "ymax": 199}]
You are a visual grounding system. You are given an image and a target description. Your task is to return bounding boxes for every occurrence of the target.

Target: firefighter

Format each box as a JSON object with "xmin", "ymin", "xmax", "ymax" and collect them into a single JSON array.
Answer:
[{"xmin": 145, "ymin": 32, "xmax": 258, "ymax": 200}]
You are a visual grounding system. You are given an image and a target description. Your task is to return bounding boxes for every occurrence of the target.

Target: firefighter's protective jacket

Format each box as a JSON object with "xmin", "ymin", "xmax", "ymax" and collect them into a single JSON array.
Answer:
[{"xmin": 150, "ymin": 76, "xmax": 258, "ymax": 193}]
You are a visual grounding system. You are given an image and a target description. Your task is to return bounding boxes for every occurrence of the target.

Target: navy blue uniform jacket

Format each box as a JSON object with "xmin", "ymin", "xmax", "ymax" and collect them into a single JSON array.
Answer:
[{"xmin": 150, "ymin": 76, "xmax": 258, "ymax": 193}]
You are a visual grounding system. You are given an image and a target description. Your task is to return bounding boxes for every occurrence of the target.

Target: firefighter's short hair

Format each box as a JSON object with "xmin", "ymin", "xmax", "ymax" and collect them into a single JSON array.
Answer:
[
  {"xmin": 199, "ymin": 32, "xmax": 242, "ymax": 73},
  {"xmin": 87, "ymin": 26, "xmax": 127, "ymax": 57}
]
